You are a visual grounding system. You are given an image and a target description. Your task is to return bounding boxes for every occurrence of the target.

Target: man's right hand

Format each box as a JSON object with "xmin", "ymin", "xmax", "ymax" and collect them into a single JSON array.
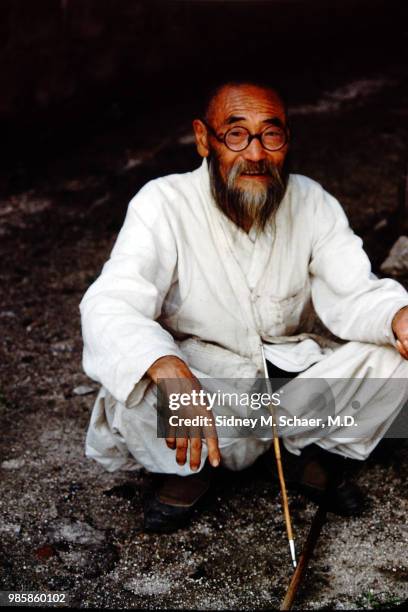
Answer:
[{"xmin": 147, "ymin": 355, "xmax": 221, "ymax": 471}]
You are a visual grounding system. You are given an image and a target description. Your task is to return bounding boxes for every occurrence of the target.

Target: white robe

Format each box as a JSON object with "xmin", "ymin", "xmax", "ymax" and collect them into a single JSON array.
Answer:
[{"xmin": 80, "ymin": 160, "xmax": 408, "ymax": 473}]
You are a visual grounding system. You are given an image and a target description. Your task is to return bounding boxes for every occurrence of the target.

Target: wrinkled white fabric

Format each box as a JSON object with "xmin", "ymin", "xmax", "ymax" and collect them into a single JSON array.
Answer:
[
  {"xmin": 80, "ymin": 160, "xmax": 408, "ymax": 473},
  {"xmin": 217, "ymin": 212, "xmax": 330, "ymax": 372}
]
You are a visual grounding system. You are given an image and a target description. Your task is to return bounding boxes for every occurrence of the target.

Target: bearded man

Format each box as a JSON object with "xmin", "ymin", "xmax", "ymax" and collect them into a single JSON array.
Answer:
[{"xmin": 80, "ymin": 81, "xmax": 408, "ymax": 533}]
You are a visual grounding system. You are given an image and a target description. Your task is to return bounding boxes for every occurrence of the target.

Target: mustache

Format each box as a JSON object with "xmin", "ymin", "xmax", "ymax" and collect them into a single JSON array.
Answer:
[{"xmin": 227, "ymin": 158, "xmax": 285, "ymax": 189}]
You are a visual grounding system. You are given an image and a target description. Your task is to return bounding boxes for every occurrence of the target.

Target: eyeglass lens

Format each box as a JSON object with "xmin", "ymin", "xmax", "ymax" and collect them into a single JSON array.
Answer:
[{"xmin": 225, "ymin": 126, "xmax": 286, "ymax": 151}]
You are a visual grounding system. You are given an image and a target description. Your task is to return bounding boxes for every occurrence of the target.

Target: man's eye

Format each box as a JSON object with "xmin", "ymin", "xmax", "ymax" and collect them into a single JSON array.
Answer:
[
  {"xmin": 227, "ymin": 129, "xmax": 247, "ymax": 141},
  {"xmin": 263, "ymin": 128, "xmax": 285, "ymax": 145},
  {"xmin": 264, "ymin": 128, "xmax": 283, "ymax": 137}
]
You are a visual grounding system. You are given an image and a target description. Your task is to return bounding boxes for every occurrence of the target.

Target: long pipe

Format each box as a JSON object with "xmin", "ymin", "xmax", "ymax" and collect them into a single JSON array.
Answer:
[
  {"xmin": 280, "ymin": 506, "xmax": 327, "ymax": 610},
  {"xmin": 260, "ymin": 343, "xmax": 297, "ymax": 569}
]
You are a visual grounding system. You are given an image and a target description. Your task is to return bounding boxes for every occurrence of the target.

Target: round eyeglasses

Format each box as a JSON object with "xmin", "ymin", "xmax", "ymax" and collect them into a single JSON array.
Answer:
[{"xmin": 203, "ymin": 120, "xmax": 288, "ymax": 152}]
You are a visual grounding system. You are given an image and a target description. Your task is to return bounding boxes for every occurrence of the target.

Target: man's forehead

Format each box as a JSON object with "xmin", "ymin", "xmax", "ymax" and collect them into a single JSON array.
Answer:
[{"xmin": 208, "ymin": 84, "xmax": 286, "ymax": 125}]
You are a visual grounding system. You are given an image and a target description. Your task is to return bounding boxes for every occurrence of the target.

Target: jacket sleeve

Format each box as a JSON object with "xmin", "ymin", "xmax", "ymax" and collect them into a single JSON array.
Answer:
[
  {"xmin": 79, "ymin": 180, "xmax": 185, "ymax": 405},
  {"xmin": 308, "ymin": 185, "xmax": 408, "ymax": 346}
]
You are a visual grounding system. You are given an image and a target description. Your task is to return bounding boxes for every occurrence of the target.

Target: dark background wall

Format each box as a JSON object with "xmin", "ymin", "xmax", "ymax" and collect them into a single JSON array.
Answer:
[{"xmin": 1, "ymin": 0, "xmax": 407, "ymax": 154}]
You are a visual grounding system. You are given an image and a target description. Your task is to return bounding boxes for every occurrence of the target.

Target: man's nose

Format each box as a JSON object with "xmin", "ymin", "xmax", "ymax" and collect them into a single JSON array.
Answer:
[{"xmin": 242, "ymin": 136, "xmax": 266, "ymax": 162}]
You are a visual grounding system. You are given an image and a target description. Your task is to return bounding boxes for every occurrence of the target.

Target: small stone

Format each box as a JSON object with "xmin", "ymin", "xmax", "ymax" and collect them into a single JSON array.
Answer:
[
  {"xmin": 73, "ymin": 385, "xmax": 95, "ymax": 396},
  {"xmin": 0, "ymin": 522, "xmax": 21, "ymax": 535},
  {"xmin": 59, "ymin": 549, "xmax": 88, "ymax": 567},
  {"xmin": 48, "ymin": 519, "xmax": 105, "ymax": 545},
  {"xmin": 122, "ymin": 157, "xmax": 143, "ymax": 171},
  {"xmin": 0, "ymin": 311, "xmax": 17, "ymax": 318},
  {"xmin": 374, "ymin": 218, "xmax": 387, "ymax": 232},
  {"xmin": 124, "ymin": 575, "xmax": 172, "ymax": 596},
  {"xmin": 1, "ymin": 458, "xmax": 25, "ymax": 470},
  {"xmin": 380, "ymin": 236, "xmax": 408, "ymax": 276},
  {"xmin": 51, "ymin": 340, "xmax": 74, "ymax": 354}
]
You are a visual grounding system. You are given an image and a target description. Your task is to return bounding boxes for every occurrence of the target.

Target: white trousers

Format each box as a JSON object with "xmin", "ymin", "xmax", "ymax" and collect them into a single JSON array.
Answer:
[{"xmin": 85, "ymin": 341, "xmax": 408, "ymax": 474}]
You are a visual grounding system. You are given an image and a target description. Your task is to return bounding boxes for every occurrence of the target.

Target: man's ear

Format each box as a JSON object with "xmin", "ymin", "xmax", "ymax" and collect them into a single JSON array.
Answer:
[{"xmin": 192, "ymin": 119, "xmax": 210, "ymax": 158}]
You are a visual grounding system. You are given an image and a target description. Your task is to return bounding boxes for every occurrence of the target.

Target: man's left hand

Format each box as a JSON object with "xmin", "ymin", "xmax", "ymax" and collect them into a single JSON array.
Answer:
[{"xmin": 392, "ymin": 306, "xmax": 408, "ymax": 359}]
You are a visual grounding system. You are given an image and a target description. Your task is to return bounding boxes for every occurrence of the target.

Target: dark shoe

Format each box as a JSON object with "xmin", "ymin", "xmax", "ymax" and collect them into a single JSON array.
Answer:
[
  {"xmin": 143, "ymin": 464, "xmax": 212, "ymax": 533},
  {"xmin": 262, "ymin": 444, "xmax": 365, "ymax": 517}
]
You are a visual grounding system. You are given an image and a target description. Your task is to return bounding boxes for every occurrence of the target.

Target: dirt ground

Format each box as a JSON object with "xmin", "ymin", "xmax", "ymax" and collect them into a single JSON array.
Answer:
[{"xmin": 1, "ymin": 66, "xmax": 408, "ymax": 609}]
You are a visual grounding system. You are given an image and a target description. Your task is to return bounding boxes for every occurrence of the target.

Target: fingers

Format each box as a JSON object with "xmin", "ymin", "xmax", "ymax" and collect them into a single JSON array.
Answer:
[
  {"xmin": 189, "ymin": 437, "xmax": 202, "ymax": 471},
  {"xmin": 165, "ymin": 418, "xmax": 176, "ymax": 449},
  {"xmin": 393, "ymin": 307, "xmax": 408, "ymax": 354},
  {"xmin": 169, "ymin": 430, "xmax": 219, "ymax": 471},
  {"xmin": 206, "ymin": 435, "xmax": 221, "ymax": 468},
  {"xmin": 176, "ymin": 437, "xmax": 188, "ymax": 466},
  {"xmin": 202, "ymin": 413, "xmax": 220, "ymax": 468},
  {"xmin": 396, "ymin": 340, "xmax": 408, "ymax": 360},
  {"xmin": 175, "ymin": 435, "xmax": 219, "ymax": 470},
  {"xmin": 165, "ymin": 436, "xmax": 176, "ymax": 449}
]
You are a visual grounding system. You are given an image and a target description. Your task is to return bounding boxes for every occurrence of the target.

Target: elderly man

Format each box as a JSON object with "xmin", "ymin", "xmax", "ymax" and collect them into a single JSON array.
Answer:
[{"xmin": 80, "ymin": 81, "xmax": 408, "ymax": 533}]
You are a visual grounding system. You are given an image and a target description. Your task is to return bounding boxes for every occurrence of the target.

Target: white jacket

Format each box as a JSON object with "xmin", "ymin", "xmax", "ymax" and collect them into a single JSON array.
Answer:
[{"xmin": 80, "ymin": 160, "xmax": 408, "ymax": 408}]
